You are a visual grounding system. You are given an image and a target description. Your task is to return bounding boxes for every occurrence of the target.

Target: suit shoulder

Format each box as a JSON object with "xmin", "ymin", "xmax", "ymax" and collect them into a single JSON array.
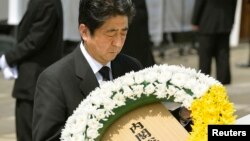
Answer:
[
  {"xmin": 119, "ymin": 53, "xmax": 140, "ymax": 62},
  {"xmin": 117, "ymin": 53, "xmax": 143, "ymax": 68},
  {"xmin": 40, "ymin": 54, "xmax": 74, "ymax": 78}
]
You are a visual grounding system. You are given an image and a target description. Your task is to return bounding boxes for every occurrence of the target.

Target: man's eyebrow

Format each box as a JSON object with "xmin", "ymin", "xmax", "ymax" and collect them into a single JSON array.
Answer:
[
  {"xmin": 106, "ymin": 27, "xmax": 128, "ymax": 32},
  {"xmin": 122, "ymin": 27, "xmax": 128, "ymax": 31},
  {"xmin": 106, "ymin": 29, "xmax": 118, "ymax": 32}
]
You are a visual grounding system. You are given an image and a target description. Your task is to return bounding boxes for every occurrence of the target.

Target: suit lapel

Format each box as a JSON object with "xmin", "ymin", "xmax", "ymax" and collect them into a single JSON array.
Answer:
[{"xmin": 73, "ymin": 46, "xmax": 99, "ymax": 98}]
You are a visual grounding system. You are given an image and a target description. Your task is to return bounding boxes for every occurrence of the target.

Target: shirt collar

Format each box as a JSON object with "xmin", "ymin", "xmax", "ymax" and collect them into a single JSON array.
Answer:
[{"xmin": 80, "ymin": 42, "xmax": 111, "ymax": 74}]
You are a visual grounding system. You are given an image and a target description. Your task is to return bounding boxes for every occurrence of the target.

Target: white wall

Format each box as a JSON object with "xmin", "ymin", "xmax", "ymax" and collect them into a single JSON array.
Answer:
[
  {"xmin": 8, "ymin": 0, "xmax": 29, "ymax": 25},
  {"xmin": 0, "ymin": 0, "xmax": 9, "ymax": 21},
  {"xmin": 61, "ymin": 0, "xmax": 81, "ymax": 41}
]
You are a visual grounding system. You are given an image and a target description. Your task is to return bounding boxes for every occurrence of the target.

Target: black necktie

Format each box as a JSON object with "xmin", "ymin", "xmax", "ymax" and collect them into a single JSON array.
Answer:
[{"xmin": 99, "ymin": 66, "xmax": 110, "ymax": 81}]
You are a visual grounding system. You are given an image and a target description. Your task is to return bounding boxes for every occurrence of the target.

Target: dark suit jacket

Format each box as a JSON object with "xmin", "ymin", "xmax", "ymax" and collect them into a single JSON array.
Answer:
[
  {"xmin": 122, "ymin": 0, "xmax": 155, "ymax": 68},
  {"xmin": 192, "ymin": 0, "xmax": 237, "ymax": 34},
  {"xmin": 32, "ymin": 46, "xmax": 143, "ymax": 141},
  {"xmin": 4, "ymin": 0, "xmax": 63, "ymax": 100}
]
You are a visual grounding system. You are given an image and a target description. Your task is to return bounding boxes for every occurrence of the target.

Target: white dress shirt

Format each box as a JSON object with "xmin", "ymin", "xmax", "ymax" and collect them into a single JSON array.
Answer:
[{"xmin": 79, "ymin": 42, "xmax": 112, "ymax": 84}]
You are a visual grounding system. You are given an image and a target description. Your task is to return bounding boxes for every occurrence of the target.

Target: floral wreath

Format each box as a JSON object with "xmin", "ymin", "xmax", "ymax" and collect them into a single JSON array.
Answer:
[{"xmin": 61, "ymin": 64, "xmax": 236, "ymax": 141}]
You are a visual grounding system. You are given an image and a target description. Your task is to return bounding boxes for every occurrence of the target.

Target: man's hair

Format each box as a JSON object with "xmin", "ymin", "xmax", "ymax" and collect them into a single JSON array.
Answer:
[{"xmin": 79, "ymin": 0, "xmax": 135, "ymax": 35}]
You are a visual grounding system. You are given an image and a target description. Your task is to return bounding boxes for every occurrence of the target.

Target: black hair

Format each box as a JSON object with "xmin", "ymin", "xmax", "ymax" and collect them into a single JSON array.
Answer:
[{"xmin": 79, "ymin": 0, "xmax": 135, "ymax": 35}]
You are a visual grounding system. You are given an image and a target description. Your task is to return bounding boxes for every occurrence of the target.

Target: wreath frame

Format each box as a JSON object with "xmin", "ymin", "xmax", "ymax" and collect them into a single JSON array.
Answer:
[{"xmin": 61, "ymin": 64, "xmax": 236, "ymax": 141}]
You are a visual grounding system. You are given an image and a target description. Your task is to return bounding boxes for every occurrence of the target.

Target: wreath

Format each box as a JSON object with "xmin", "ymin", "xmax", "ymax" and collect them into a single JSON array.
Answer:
[{"xmin": 61, "ymin": 64, "xmax": 236, "ymax": 141}]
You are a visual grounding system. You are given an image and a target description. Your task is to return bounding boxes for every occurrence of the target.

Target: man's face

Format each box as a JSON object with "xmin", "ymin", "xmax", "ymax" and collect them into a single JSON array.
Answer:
[{"xmin": 80, "ymin": 15, "xmax": 128, "ymax": 65}]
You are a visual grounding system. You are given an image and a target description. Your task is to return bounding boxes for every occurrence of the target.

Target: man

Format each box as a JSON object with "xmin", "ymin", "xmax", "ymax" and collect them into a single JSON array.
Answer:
[
  {"xmin": 192, "ymin": 0, "xmax": 237, "ymax": 84},
  {"xmin": 0, "ymin": 0, "xmax": 63, "ymax": 141},
  {"xmin": 32, "ymin": 0, "xmax": 143, "ymax": 140}
]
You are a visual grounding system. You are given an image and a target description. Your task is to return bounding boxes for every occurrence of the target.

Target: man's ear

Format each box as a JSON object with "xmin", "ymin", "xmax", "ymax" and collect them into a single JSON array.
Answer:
[{"xmin": 79, "ymin": 24, "xmax": 89, "ymax": 41}]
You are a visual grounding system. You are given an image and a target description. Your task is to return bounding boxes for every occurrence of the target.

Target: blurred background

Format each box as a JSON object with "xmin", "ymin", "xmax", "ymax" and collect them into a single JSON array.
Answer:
[{"xmin": 1, "ymin": 0, "xmax": 249, "ymax": 54}]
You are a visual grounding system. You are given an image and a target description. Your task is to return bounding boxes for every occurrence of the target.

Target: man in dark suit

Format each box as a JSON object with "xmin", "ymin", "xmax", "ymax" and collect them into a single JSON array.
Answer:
[
  {"xmin": 0, "ymin": 0, "xmax": 63, "ymax": 141},
  {"xmin": 122, "ymin": 0, "xmax": 155, "ymax": 68},
  {"xmin": 192, "ymin": 0, "xmax": 237, "ymax": 84},
  {"xmin": 32, "ymin": 0, "xmax": 143, "ymax": 140}
]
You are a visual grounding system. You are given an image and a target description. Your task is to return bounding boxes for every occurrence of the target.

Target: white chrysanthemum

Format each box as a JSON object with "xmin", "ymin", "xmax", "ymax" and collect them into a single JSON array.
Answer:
[
  {"xmin": 92, "ymin": 109, "xmax": 106, "ymax": 120},
  {"xmin": 112, "ymin": 92, "xmax": 126, "ymax": 106},
  {"xmin": 122, "ymin": 85, "xmax": 134, "ymax": 98},
  {"xmin": 181, "ymin": 95, "xmax": 193, "ymax": 108},
  {"xmin": 154, "ymin": 83, "xmax": 165, "ymax": 92},
  {"xmin": 154, "ymin": 83, "xmax": 167, "ymax": 98},
  {"xmin": 184, "ymin": 77, "xmax": 198, "ymax": 90},
  {"xmin": 144, "ymin": 70, "xmax": 158, "ymax": 83},
  {"xmin": 171, "ymin": 72, "xmax": 188, "ymax": 88},
  {"xmin": 173, "ymin": 89, "xmax": 187, "ymax": 103},
  {"xmin": 87, "ymin": 118, "xmax": 102, "ymax": 133},
  {"xmin": 134, "ymin": 72, "xmax": 145, "ymax": 84},
  {"xmin": 86, "ymin": 127, "xmax": 99, "ymax": 139},
  {"xmin": 131, "ymin": 84, "xmax": 144, "ymax": 98},
  {"xmin": 83, "ymin": 103, "xmax": 97, "ymax": 114},
  {"xmin": 75, "ymin": 114, "xmax": 88, "ymax": 129},
  {"xmin": 165, "ymin": 85, "xmax": 177, "ymax": 97},
  {"xmin": 192, "ymin": 83, "xmax": 209, "ymax": 98},
  {"xmin": 144, "ymin": 83, "xmax": 155, "ymax": 95},
  {"xmin": 102, "ymin": 97, "xmax": 116, "ymax": 111},
  {"xmin": 158, "ymin": 71, "xmax": 172, "ymax": 83},
  {"xmin": 110, "ymin": 79, "xmax": 123, "ymax": 90},
  {"xmin": 120, "ymin": 74, "xmax": 135, "ymax": 86}
]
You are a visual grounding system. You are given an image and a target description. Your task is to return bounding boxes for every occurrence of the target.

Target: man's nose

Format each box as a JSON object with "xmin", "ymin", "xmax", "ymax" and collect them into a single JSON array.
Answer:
[{"xmin": 112, "ymin": 35, "xmax": 125, "ymax": 47}]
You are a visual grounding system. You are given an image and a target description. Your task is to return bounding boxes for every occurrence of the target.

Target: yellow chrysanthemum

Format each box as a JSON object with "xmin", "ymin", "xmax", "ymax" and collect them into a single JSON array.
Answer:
[{"xmin": 187, "ymin": 85, "xmax": 237, "ymax": 141}]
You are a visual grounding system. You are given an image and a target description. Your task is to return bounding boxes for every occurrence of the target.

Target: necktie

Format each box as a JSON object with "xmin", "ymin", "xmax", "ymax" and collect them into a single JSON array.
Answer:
[{"xmin": 99, "ymin": 66, "xmax": 110, "ymax": 81}]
